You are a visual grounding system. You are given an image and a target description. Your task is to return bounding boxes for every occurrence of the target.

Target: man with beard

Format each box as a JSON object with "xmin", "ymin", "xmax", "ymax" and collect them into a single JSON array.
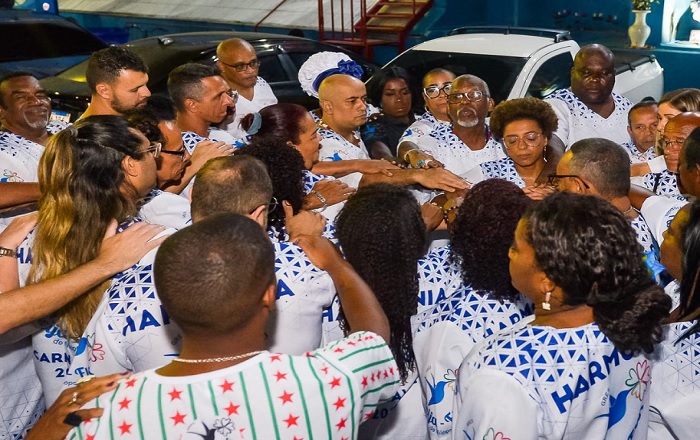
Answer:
[
  {"xmin": 216, "ymin": 38, "xmax": 278, "ymax": 140},
  {"xmin": 0, "ymin": 72, "xmax": 68, "ymax": 210},
  {"xmin": 545, "ymin": 44, "xmax": 632, "ymax": 150},
  {"xmin": 314, "ymin": 74, "xmax": 467, "ymax": 193},
  {"xmin": 414, "ymin": 74, "xmax": 505, "ymax": 178},
  {"xmin": 80, "ymin": 46, "xmax": 151, "ymax": 118}
]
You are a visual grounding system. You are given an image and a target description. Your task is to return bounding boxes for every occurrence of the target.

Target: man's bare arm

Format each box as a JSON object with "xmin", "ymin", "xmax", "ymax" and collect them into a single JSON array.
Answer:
[{"xmin": 0, "ymin": 182, "xmax": 40, "ymax": 210}]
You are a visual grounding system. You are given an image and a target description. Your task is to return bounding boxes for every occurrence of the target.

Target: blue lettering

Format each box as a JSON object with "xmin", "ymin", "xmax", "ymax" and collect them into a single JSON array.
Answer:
[
  {"xmin": 34, "ymin": 350, "xmax": 71, "ymax": 363},
  {"xmin": 16, "ymin": 246, "xmax": 31, "ymax": 264},
  {"xmin": 589, "ymin": 360, "xmax": 605, "ymax": 386},
  {"xmin": 322, "ymin": 306, "xmax": 334, "ymax": 323},
  {"xmin": 551, "ymin": 383, "xmax": 575, "ymax": 414},
  {"xmin": 122, "ymin": 316, "xmax": 136, "ymax": 336},
  {"xmin": 139, "ymin": 310, "xmax": 161, "ymax": 331},
  {"xmin": 602, "ymin": 350, "xmax": 620, "ymax": 373},
  {"xmin": 574, "ymin": 375, "xmax": 590, "ymax": 398},
  {"xmin": 276, "ymin": 279, "xmax": 295, "ymax": 299}
]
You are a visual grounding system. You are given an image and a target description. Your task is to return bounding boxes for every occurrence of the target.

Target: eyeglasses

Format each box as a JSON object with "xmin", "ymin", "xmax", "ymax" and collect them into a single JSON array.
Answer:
[
  {"xmin": 144, "ymin": 142, "xmax": 162, "ymax": 158},
  {"xmin": 660, "ymin": 138, "xmax": 685, "ymax": 150},
  {"xmin": 447, "ymin": 89, "xmax": 487, "ymax": 104},
  {"xmin": 226, "ymin": 89, "xmax": 239, "ymax": 104},
  {"xmin": 160, "ymin": 146, "xmax": 188, "ymax": 162},
  {"xmin": 219, "ymin": 59, "xmax": 261, "ymax": 72},
  {"xmin": 423, "ymin": 84, "xmax": 452, "ymax": 99},
  {"xmin": 546, "ymin": 173, "xmax": 590, "ymax": 190},
  {"xmin": 502, "ymin": 132, "xmax": 543, "ymax": 149}
]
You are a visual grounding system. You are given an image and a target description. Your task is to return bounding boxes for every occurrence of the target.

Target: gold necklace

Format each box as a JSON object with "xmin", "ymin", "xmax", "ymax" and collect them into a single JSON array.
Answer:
[{"xmin": 172, "ymin": 351, "xmax": 264, "ymax": 364}]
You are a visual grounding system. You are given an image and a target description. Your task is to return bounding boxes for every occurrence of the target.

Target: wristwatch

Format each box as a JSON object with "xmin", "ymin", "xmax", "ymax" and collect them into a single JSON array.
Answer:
[{"xmin": 0, "ymin": 247, "xmax": 17, "ymax": 258}]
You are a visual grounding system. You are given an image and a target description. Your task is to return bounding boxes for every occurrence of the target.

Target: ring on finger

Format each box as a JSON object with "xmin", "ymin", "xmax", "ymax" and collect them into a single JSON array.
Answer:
[{"xmin": 68, "ymin": 391, "xmax": 79, "ymax": 406}]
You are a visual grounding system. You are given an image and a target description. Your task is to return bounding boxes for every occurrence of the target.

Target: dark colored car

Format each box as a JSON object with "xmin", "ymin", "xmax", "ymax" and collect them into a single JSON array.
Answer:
[
  {"xmin": 0, "ymin": 8, "xmax": 107, "ymax": 79},
  {"xmin": 41, "ymin": 31, "xmax": 379, "ymax": 121}
]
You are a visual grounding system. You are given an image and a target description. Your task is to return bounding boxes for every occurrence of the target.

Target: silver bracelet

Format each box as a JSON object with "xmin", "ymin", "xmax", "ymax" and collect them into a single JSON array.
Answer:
[{"xmin": 310, "ymin": 190, "xmax": 328, "ymax": 212}]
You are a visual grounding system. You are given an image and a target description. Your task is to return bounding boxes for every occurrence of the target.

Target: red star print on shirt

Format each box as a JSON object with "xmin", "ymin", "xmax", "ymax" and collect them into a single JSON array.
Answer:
[
  {"xmin": 329, "ymin": 377, "xmax": 341, "ymax": 388},
  {"xmin": 284, "ymin": 414, "xmax": 300, "ymax": 427},
  {"xmin": 364, "ymin": 410, "xmax": 375, "ymax": 421},
  {"xmin": 361, "ymin": 376, "xmax": 368, "ymax": 388},
  {"xmin": 224, "ymin": 402, "xmax": 240, "ymax": 415},
  {"xmin": 171, "ymin": 411, "xmax": 187, "ymax": 425},
  {"xmin": 168, "ymin": 388, "xmax": 182, "ymax": 401},
  {"xmin": 333, "ymin": 347, "xmax": 344, "ymax": 353},
  {"xmin": 336, "ymin": 417, "xmax": 347, "ymax": 430},
  {"xmin": 270, "ymin": 354, "xmax": 282, "ymax": 362},
  {"xmin": 279, "ymin": 390, "xmax": 294, "ymax": 404},
  {"xmin": 219, "ymin": 379, "xmax": 234, "ymax": 393},
  {"xmin": 124, "ymin": 377, "xmax": 137, "ymax": 388},
  {"xmin": 86, "ymin": 435, "xmax": 95, "ymax": 440},
  {"xmin": 118, "ymin": 421, "xmax": 132, "ymax": 435},
  {"xmin": 332, "ymin": 397, "xmax": 346, "ymax": 410},
  {"xmin": 274, "ymin": 370, "xmax": 287, "ymax": 382},
  {"xmin": 118, "ymin": 398, "xmax": 131, "ymax": 410}
]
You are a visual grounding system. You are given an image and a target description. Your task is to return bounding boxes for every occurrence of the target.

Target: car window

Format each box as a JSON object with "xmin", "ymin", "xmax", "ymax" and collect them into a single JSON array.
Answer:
[
  {"xmin": 0, "ymin": 22, "xmax": 105, "ymax": 61},
  {"xmin": 525, "ymin": 53, "xmax": 573, "ymax": 99},
  {"xmin": 258, "ymin": 53, "xmax": 288, "ymax": 83},
  {"xmin": 378, "ymin": 50, "xmax": 527, "ymax": 104}
]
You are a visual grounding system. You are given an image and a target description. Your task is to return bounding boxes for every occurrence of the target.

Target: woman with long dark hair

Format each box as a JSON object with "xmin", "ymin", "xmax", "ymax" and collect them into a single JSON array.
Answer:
[{"xmin": 453, "ymin": 192, "xmax": 671, "ymax": 439}]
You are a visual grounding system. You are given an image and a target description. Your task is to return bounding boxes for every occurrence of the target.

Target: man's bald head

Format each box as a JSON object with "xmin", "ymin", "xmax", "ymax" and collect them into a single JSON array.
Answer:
[
  {"xmin": 216, "ymin": 38, "xmax": 255, "ymax": 58},
  {"xmin": 575, "ymin": 44, "xmax": 614, "ymax": 65},
  {"xmin": 216, "ymin": 38, "xmax": 259, "ymax": 90},
  {"xmin": 666, "ymin": 112, "xmax": 700, "ymax": 133},
  {"xmin": 319, "ymin": 74, "xmax": 368, "ymax": 132}
]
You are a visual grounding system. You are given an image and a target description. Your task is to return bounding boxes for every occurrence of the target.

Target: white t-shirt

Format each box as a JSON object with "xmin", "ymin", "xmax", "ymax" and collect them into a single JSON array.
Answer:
[
  {"xmin": 67, "ymin": 331, "xmax": 398, "ymax": 440},
  {"xmin": 399, "ymin": 112, "xmax": 451, "ymax": 152},
  {"xmin": 411, "ymin": 286, "xmax": 532, "ymax": 439},
  {"xmin": 648, "ymin": 320, "xmax": 700, "ymax": 440},
  {"xmin": 545, "ymin": 88, "xmax": 632, "ymax": 148},
  {"xmin": 454, "ymin": 317, "xmax": 651, "ymax": 440},
  {"xmin": 419, "ymin": 126, "xmax": 505, "ymax": 178},
  {"xmin": 138, "ymin": 188, "xmax": 192, "ymax": 230},
  {"xmin": 318, "ymin": 127, "xmax": 370, "ymax": 188},
  {"xmin": 640, "ymin": 195, "xmax": 688, "ymax": 245},
  {"xmin": 223, "ymin": 77, "xmax": 278, "ymax": 140}
]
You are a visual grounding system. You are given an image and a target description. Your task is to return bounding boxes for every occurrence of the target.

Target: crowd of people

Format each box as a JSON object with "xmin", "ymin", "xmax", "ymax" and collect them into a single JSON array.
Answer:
[{"xmin": 0, "ymin": 38, "xmax": 698, "ymax": 439}]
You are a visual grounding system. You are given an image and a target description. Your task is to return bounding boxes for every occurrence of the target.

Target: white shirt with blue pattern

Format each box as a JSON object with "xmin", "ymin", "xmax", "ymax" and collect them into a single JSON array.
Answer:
[
  {"xmin": 318, "ymin": 127, "xmax": 369, "ymax": 188},
  {"xmin": 454, "ymin": 318, "xmax": 652, "ymax": 440},
  {"xmin": 420, "ymin": 126, "xmax": 505, "ymax": 177},
  {"xmin": 138, "ymin": 188, "xmax": 192, "ymax": 230},
  {"xmin": 546, "ymin": 88, "xmax": 632, "ymax": 148},
  {"xmin": 649, "ymin": 321, "xmax": 700, "ymax": 440},
  {"xmin": 412, "ymin": 287, "xmax": 532, "ymax": 439},
  {"xmin": 642, "ymin": 169, "xmax": 681, "ymax": 197},
  {"xmin": 399, "ymin": 111, "xmax": 451, "ymax": 153},
  {"xmin": 478, "ymin": 157, "xmax": 526, "ymax": 187}
]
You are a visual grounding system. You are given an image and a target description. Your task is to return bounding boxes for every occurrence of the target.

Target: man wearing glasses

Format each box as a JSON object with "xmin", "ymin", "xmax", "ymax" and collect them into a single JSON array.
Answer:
[
  {"xmin": 216, "ymin": 38, "xmax": 278, "ymax": 140},
  {"xmin": 545, "ymin": 44, "xmax": 632, "ymax": 151},
  {"xmin": 640, "ymin": 112, "xmax": 700, "ymax": 197},
  {"xmin": 411, "ymin": 74, "xmax": 505, "ymax": 178}
]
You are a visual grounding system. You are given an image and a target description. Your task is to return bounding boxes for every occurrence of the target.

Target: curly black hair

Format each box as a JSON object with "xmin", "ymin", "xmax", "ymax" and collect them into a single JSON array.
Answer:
[
  {"xmin": 523, "ymin": 192, "xmax": 671, "ymax": 354},
  {"xmin": 449, "ymin": 179, "xmax": 532, "ymax": 301},
  {"xmin": 335, "ymin": 183, "xmax": 427, "ymax": 381},
  {"xmin": 488, "ymin": 97, "xmax": 559, "ymax": 140},
  {"xmin": 235, "ymin": 139, "xmax": 305, "ymax": 240}
]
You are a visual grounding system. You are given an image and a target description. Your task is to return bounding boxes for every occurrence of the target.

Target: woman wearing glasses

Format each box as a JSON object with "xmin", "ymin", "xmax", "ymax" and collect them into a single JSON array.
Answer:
[
  {"xmin": 27, "ymin": 115, "xmax": 169, "ymax": 405},
  {"xmin": 362, "ymin": 66, "xmax": 420, "ymax": 160},
  {"xmin": 467, "ymin": 97, "xmax": 557, "ymax": 199},
  {"xmin": 453, "ymin": 192, "xmax": 671, "ymax": 440},
  {"xmin": 650, "ymin": 201, "xmax": 700, "ymax": 439},
  {"xmin": 398, "ymin": 69, "xmax": 455, "ymax": 169}
]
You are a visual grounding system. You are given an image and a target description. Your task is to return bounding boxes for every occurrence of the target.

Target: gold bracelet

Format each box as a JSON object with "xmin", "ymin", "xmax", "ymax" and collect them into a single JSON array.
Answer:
[
  {"xmin": 0, "ymin": 247, "xmax": 17, "ymax": 258},
  {"xmin": 402, "ymin": 149, "xmax": 419, "ymax": 163}
]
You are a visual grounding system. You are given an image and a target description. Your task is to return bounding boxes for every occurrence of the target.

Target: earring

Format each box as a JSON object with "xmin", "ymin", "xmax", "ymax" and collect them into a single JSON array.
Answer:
[{"xmin": 542, "ymin": 291, "xmax": 551, "ymax": 311}]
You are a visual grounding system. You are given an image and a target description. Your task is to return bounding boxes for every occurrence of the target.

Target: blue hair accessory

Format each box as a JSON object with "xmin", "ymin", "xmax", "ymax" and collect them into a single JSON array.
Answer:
[
  {"xmin": 246, "ymin": 112, "xmax": 262, "ymax": 135},
  {"xmin": 312, "ymin": 60, "xmax": 364, "ymax": 92}
]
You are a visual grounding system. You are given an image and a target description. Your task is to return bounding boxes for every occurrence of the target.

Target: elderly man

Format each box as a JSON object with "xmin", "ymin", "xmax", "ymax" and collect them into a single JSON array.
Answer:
[
  {"xmin": 216, "ymin": 38, "xmax": 278, "ymax": 140},
  {"xmin": 313, "ymin": 74, "xmax": 468, "ymax": 194},
  {"xmin": 413, "ymin": 74, "xmax": 505, "ymax": 178},
  {"xmin": 641, "ymin": 112, "xmax": 700, "ymax": 197},
  {"xmin": 80, "ymin": 46, "xmax": 151, "ymax": 118},
  {"xmin": 545, "ymin": 44, "xmax": 632, "ymax": 150}
]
